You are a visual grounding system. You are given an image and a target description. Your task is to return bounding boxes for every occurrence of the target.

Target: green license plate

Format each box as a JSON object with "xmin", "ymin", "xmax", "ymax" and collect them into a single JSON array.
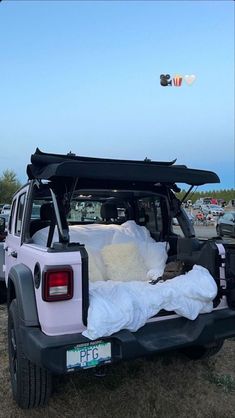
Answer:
[{"xmin": 66, "ymin": 341, "xmax": 111, "ymax": 370}]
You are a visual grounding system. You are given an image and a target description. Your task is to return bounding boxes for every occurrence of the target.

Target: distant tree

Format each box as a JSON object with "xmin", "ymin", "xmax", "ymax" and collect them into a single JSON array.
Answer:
[
  {"xmin": 0, "ymin": 170, "xmax": 21, "ymax": 203},
  {"xmin": 176, "ymin": 188, "xmax": 235, "ymax": 204}
]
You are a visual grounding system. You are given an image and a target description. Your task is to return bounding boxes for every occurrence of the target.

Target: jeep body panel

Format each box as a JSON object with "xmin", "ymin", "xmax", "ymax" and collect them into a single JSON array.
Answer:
[
  {"xmin": 19, "ymin": 308, "xmax": 235, "ymax": 374},
  {"xmin": 7, "ymin": 264, "xmax": 39, "ymax": 326},
  {"xmin": 7, "ymin": 243, "xmax": 86, "ymax": 335}
]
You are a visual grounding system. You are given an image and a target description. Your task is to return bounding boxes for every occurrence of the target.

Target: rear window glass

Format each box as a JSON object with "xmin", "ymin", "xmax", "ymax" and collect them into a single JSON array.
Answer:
[
  {"xmin": 8, "ymin": 199, "xmax": 16, "ymax": 234},
  {"xmin": 136, "ymin": 196, "xmax": 163, "ymax": 234},
  {"xmin": 68, "ymin": 200, "xmax": 129, "ymax": 223},
  {"xmin": 15, "ymin": 193, "xmax": 26, "ymax": 236}
]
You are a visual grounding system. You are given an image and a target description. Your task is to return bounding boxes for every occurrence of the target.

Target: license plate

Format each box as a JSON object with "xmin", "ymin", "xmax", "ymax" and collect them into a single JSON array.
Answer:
[{"xmin": 66, "ymin": 341, "xmax": 111, "ymax": 370}]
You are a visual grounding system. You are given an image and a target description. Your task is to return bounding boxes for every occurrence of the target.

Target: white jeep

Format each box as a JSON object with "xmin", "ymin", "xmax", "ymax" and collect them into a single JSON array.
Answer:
[{"xmin": 0, "ymin": 148, "xmax": 235, "ymax": 409}]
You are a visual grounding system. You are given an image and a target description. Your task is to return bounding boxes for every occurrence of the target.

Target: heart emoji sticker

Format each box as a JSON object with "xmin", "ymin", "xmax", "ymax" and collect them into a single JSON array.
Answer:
[{"xmin": 184, "ymin": 74, "xmax": 196, "ymax": 85}]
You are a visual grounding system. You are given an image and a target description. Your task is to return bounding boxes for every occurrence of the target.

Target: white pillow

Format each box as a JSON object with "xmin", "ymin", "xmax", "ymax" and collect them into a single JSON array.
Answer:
[
  {"xmin": 140, "ymin": 241, "xmax": 168, "ymax": 275},
  {"xmin": 86, "ymin": 246, "xmax": 107, "ymax": 282},
  {"xmin": 101, "ymin": 242, "xmax": 148, "ymax": 282}
]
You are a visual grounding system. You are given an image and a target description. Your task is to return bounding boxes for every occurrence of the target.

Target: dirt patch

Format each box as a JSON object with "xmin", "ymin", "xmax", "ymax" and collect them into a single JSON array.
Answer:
[{"xmin": 1, "ymin": 304, "xmax": 235, "ymax": 418}]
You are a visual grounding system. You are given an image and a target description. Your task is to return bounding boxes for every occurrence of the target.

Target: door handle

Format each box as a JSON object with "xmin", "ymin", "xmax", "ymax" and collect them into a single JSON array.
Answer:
[{"xmin": 10, "ymin": 251, "xmax": 18, "ymax": 258}]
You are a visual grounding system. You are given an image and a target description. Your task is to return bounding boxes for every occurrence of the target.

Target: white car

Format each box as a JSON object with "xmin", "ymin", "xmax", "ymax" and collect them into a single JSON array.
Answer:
[
  {"xmin": 208, "ymin": 205, "xmax": 224, "ymax": 216},
  {"xmin": 193, "ymin": 199, "xmax": 203, "ymax": 209},
  {"xmin": 1, "ymin": 204, "xmax": 11, "ymax": 215}
]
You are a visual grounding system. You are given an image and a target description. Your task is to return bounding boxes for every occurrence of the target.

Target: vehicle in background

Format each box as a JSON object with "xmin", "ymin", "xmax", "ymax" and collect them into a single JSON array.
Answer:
[
  {"xmin": 216, "ymin": 212, "xmax": 235, "ymax": 237},
  {"xmin": 0, "ymin": 213, "xmax": 9, "ymax": 228},
  {"xmin": 202, "ymin": 197, "xmax": 218, "ymax": 205},
  {"xmin": 198, "ymin": 204, "xmax": 224, "ymax": 217},
  {"xmin": 227, "ymin": 200, "xmax": 235, "ymax": 208},
  {"xmin": 210, "ymin": 198, "xmax": 218, "ymax": 205},
  {"xmin": 207, "ymin": 205, "xmax": 224, "ymax": 216},
  {"xmin": 193, "ymin": 199, "xmax": 203, "ymax": 209},
  {"xmin": 31, "ymin": 204, "xmax": 41, "ymax": 219},
  {"xmin": 199, "ymin": 204, "xmax": 211, "ymax": 215},
  {"xmin": 0, "ymin": 216, "xmax": 7, "ymax": 242},
  {"xmin": 0, "ymin": 214, "xmax": 9, "ymax": 243},
  {"xmin": 1, "ymin": 204, "xmax": 11, "ymax": 215},
  {"xmin": 193, "ymin": 198, "xmax": 221, "ymax": 210},
  {"xmin": 217, "ymin": 199, "xmax": 226, "ymax": 207},
  {"xmin": 202, "ymin": 197, "xmax": 212, "ymax": 205}
]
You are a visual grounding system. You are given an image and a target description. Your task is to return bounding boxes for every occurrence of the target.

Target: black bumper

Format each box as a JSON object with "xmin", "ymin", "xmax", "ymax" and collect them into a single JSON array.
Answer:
[{"xmin": 20, "ymin": 309, "xmax": 235, "ymax": 374}]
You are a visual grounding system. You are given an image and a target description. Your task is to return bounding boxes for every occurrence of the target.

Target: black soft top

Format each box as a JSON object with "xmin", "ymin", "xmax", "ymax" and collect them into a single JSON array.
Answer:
[{"xmin": 27, "ymin": 148, "xmax": 220, "ymax": 187}]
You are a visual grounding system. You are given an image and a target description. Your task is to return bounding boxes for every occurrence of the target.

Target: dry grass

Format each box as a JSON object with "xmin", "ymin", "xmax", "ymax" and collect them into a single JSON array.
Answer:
[{"xmin": 1, "ymin": 304, "xmax": 235, "ymax": 418}]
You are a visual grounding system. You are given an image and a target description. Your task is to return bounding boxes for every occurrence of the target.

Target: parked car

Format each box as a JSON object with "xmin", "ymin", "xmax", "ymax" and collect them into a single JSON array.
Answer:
[
  {"xmin": 217, "ymin": 199, "xmax": 226, "ymax": 207},
  {"xmin": 0, "ymin": 213, "xmax": 9, "ymax": 228},
  {"xmin": 0, "ymin": 215, "xmax": 8, "ymax": 241},
  {"xmin": 199, "ymin": 204, "xmax": 224, "ymax": 217},
  {"xmin": 208, "ymin": 205, "xmax": 224, "ymax": 216},
  {"xmin": 1, "ymin": 204, "xmax": 11, "ymax": 215},
  {"xmin": 31, "ymin": 204, "xmax": 41, "ymax": 219},
  {"xmin": 199, "ymin": 204, "xmax": 211, "ymax": 215},
  {"xmin": 193, "ymin": 199, "xmax": 204, "ymax": 210},
  {"xmin": 216, "ymin": 212, "xmax": 235, "ymax": 237}
]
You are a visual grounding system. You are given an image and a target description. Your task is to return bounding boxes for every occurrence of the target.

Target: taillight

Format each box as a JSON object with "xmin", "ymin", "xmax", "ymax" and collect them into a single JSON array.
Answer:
[{"xmin": 42, "ymin": 267, "xmax": 73, "ymax": 302}]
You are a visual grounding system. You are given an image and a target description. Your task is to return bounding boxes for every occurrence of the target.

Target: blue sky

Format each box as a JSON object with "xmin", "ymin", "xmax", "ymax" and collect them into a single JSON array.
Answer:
[{"xmin": 0, "ymin": 0, "xmax": 234, "ymax": 190}]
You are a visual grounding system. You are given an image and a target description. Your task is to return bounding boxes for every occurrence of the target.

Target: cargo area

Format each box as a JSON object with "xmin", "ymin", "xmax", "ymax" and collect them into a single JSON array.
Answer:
[{"xmin": 31, "ymin": 218, "xmax": 235, "ymax": 340}]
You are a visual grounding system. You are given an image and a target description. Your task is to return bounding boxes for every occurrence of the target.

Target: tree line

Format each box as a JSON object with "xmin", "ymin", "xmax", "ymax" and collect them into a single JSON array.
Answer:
[
  {"xmin": 0, "ymin": 170, "xmax": 21, "ymax": 203},
  {"xmin": 176, "ymin": 188, "xmax": 235, "ymax": 204}
]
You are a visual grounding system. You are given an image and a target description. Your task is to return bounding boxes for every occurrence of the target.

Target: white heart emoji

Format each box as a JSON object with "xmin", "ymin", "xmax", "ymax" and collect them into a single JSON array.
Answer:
[{"xmin": 184, "ymin": 74, "xmax": 196, "ymax": 85}]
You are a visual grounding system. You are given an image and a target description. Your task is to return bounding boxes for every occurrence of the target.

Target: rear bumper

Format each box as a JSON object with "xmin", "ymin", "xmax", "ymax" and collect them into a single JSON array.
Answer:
[{"xmin": 20, "ymin": 309, "xmax": 235, "ymax": 374}]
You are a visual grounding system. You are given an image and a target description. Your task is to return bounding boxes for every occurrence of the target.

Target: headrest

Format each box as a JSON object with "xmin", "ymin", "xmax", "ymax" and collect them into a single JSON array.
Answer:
[
  {"xmin": 40, "ymin": 203, "xmax": 54, "ymax": 221},
  {"xmin": 100, "ymin": 202, "xmax": 118, "ymax": 221}
]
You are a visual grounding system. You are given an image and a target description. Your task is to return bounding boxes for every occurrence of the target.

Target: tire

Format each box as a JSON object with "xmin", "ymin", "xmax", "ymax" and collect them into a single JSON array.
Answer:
[
  {"xmin": 182, "ymin": 339, "xmax": 224, "ymax": 360},
  {"xmin": 8, "ymin": 299, "xmax": 52, "ymax": 409},
  {"xmin": 0, "ymin": 281, "xmax": 7, "ymax": 304}
]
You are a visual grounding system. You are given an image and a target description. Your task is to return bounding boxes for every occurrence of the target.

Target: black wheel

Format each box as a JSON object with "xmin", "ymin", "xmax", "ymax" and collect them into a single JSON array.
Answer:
[
  {"xmin": 0, "ymin": 281, "xmax": 7, "ymax": 304},
  {"xmin": 182, "ymin": 340, "xmax": 224, "ymax": 360},
  {"xmin": 8, "ymin": 299, "xmax": 52, "ymax": 409}
]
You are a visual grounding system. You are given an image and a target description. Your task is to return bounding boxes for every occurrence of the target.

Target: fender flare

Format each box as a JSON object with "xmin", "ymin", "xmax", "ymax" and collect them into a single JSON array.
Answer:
[{"xmin": 7, "ymin": 264, "xmax": 39, "ymax": 326}]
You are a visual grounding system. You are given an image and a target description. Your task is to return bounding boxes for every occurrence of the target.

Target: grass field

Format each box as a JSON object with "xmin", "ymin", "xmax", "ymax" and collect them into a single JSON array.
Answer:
[{"xmin": 1, "ymin": 304, "xmax": 235, "ymax": 418}]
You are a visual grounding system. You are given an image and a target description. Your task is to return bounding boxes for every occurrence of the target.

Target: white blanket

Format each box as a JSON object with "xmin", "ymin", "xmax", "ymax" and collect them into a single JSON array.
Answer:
[
  {"xmin": 33, "ymin": 222, "xmax": 218, "ymax": 340},
  {"xmin": 82, "ymin": 265, "xmax": 217, "ymax": 340},
  {"xmin": 33, "ymin": 221, "xmax": 169, "ymax": 280}
]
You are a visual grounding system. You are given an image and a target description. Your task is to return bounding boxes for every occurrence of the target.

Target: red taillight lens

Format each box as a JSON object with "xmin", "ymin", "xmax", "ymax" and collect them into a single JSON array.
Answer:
[{"xmin": 43, "ymin": 267, "xmax": 73, "ymax": 301}]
